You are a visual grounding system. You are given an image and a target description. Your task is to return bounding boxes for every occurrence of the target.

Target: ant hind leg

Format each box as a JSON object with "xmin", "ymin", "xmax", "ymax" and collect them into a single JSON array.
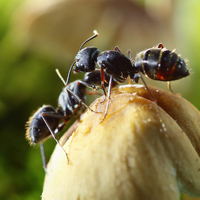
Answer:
[{"xmin": 167, "ymin": 81, "xmax": 174, "ymax": 93}]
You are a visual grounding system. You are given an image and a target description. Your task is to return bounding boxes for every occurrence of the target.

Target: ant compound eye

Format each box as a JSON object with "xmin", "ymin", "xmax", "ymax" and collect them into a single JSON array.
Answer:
[{"xmin": 74, "ymin": 62, "xmax": 84, "ymax": 73}]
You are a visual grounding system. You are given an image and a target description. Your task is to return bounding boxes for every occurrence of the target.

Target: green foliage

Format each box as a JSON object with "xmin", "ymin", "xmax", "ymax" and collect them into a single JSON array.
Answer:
[{"xmin": 0, "ymin": 0, "xmax": 71, "ymax": 199}]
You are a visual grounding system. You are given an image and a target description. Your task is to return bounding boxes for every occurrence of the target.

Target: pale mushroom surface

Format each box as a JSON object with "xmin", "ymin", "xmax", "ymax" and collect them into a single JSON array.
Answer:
[{"xmin": 42, "ymin": 85, "xmax": 200, "ymax": 200}]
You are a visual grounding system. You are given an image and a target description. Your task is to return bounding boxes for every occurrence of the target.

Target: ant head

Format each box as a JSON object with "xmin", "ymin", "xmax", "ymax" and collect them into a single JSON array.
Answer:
[
  {"xmin": 26, "ymin": 105, "xmax": 59, "ymax": 145},
  {"xmin": 65, "ymin": 30, "xmax": 99, "ymax": 85},
  {"xmin": 74, "ymin": 47, "xmax": 99, "ymax": 73}
]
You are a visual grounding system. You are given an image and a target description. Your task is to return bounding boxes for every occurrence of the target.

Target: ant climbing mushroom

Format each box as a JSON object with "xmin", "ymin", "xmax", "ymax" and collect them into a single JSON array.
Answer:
[
  {"xmin": 25, "ymin": 70, "xmax": 117, "ymax": 172},
  {"xmin": 65, "ymin": 31, "xmax": 190, "ymax": 122}
]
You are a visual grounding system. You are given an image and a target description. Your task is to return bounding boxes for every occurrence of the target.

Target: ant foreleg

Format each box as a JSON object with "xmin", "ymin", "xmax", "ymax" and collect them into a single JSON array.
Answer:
[
  {"xmin": 40, "ymin": 143, "xmax": 47, "ymax": 173},
  {"xmin": 41, "ymin": 113, "xmax": 70, "ymax": 163},
  {"xmin": 66, "ymin": 88, "xmax": 99, "ymax": 114},
  {"xmin": 78, "ymin": 80, "xmax": 99, "ymax": 91},
  {"xmin": 78, "ymin": 80, "xmax": 102, "ymax": 95}
]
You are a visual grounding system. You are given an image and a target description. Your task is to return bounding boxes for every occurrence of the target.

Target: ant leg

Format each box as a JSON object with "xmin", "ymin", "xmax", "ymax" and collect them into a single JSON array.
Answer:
[
  {"xmin": 78, "ymin": 80, "xmax": 102, "ymax": 95},
  {"xmin": 78, "ymin": 80, "xmax": 99, "ymax": 91},
  {"xmin": 57, "ymin": 69, "xmax": 100, "ymax": 114},
  {"xmin": 133, "ymin": 73, "xmax": 157, "ymax": 102},
  {"xmin": 40, "ymin": 143, "xmax": 47, "ymax": 173},
  {"xmin": 167, "ymin": 81, "xmax": 174, "ymax": 93},
  {"xmin": 135, "ymin": 74, "xmax": 167, "ymax": 134},
  {"xmin": 41, "ymin": 114, "xmax": 70, "ymax": 163},
  {"xmin": 66, "ymin": 88, "xmax": 99, "ymax": 114},
  {"xmin": 139, "ymin": 75, "xmax": 157, "ymax": 103},
  {"xmin": 53, "ymin": 121, "xmax": 67, "ymax": 135},
  {"xmin": 101, "ymin": 75, "xmax": 113, "ymax": 123},
  {"xmin": 127, "ymin": 50, "xmax": 132, "ymax": 84},
  {"xmin": 41, "ymin": 112, "xmax": 68, "ymax": 138},
  {"xmin": 41, "ymin": 112, "xmax": 68, "ymax": 134},
  {"xmin": 100, "ymin": 66, "xmax": 107, "ymax": 101}
]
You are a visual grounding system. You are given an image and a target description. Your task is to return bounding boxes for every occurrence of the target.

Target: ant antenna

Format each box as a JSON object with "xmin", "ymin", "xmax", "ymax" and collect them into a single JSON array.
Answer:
[
  {"xmin": 56, "ymin": 68, "xmax": 67, "ymax": 85},
  {"xmin": 65, "ymin": 30, "xmax": 99, "ymax": 86},
  {"xmin": 79, "ymin": 30, "xmax": 99, "ymax": 50},
  {"xmin": 65, "ymin": 60, "xmax": 77, "ymax": 85}
]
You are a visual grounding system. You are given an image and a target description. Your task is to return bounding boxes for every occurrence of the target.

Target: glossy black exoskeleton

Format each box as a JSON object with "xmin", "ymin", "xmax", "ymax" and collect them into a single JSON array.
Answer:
[
  {"xmin": 66, "ymin": 31, "xmax": 190, "ymax": 122},
  {"xmin": 97, "ymin": 46, "xmax": 139, "ymax": 83},
  {"xmin": 66, "ymin": 32, "xmax": 154, "ymax": 121},
  {"xmin": 96, "ymin": 46, "xmax": 149, "ymax": 121},
  {"xmin": 26, "ymin": 70, "xmax": 117, "ymax": 172},
  {"xmin": 134, "ymin": 43, "xmax": 190, "ymax": 92},
  {"xmin": 84, "ymin": 70, "xmax": 118, "ymax": 88},
  {"xmin": 74, "ymin": 47, "xmax": 99, "ymax": 73}
]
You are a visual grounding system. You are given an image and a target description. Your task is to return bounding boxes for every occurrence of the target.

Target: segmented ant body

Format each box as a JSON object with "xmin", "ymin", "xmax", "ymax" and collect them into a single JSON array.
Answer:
[
  {"xmin": 26, "ymin": 70, "xmax": 117, "ymax": 172},
  {"xmin": 66, "ymin": 31, "xmax": 190, "ymax": 121}
]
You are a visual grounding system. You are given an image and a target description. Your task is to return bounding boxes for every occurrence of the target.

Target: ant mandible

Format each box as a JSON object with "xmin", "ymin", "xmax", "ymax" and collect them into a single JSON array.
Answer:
[{"xmin": 26, "ymin": 70, "xmax": 117, "ymax": 172}]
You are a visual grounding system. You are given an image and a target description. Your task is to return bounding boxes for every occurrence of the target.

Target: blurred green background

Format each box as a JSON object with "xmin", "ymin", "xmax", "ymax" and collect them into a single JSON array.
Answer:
[{"xmin": 0, "ymin": 0, "xmax": 200, "ymax": 199}]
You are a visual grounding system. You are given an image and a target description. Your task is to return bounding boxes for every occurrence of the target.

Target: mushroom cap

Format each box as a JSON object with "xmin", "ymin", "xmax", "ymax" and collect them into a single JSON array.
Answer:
[{"xmin": 42, "ymin": 85, "xmax": 200, "ymax": 200}]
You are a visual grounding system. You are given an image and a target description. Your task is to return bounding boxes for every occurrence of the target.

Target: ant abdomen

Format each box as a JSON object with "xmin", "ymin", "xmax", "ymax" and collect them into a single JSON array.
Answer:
[
  {"xmin": 134, "ymin": 44, "xmax": 190, "ymax": 81},
  {"xmin": 158, "ymin": 50, "xmax": 189, "ymax": 81}
]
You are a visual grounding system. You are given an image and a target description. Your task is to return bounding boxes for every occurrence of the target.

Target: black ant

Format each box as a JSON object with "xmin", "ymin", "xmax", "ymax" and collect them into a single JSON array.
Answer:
[
  {"xmin": 65, "ymin": 31, "xmax": 190, "ymax": 123},
  {"xmin": 25, "ymin": 70, "xmax": 117, "ymax": 172}
]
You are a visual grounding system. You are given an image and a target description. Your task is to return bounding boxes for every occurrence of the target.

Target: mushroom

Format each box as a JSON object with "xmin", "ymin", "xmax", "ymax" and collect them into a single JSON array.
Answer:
[
  {"xmin": 42, "ymin": 85, "xmax": 200, "ymax": 200},
  {"xmin": 13, "ymin": 0, "xmax": 175, "ymax": 61}
]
